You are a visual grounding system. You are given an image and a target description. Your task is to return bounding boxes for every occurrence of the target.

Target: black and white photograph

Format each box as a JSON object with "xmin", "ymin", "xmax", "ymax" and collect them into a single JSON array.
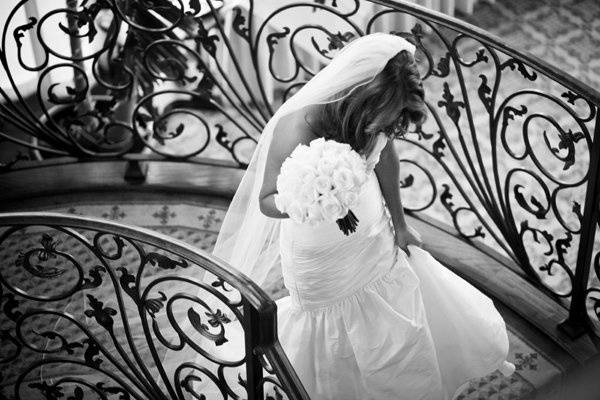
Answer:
[{"xmin": 0, "ymin": 0, "xmax": 599, "ymax": 399}]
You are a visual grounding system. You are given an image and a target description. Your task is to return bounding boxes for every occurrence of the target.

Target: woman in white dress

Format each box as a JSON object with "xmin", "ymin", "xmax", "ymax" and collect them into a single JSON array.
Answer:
[{"xmin": 211, "ymin": 33, "xmax": 515, "ymax": 400}]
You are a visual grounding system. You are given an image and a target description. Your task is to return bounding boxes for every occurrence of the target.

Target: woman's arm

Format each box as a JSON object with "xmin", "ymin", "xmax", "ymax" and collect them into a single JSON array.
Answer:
[
  {"xmin": 259, "ymin": 193, "xmax": 288, "ymax": 219},
  {"xmin": 375, "ymin": 139, "xmax": 408, "ymax": 229},
  {"xmin": 374, "ymin": 138, "xmax": 422, "ymax": 254},
  {"xmin": 259, "ymin": 111, "xmax": 316, "ymax": 218}
]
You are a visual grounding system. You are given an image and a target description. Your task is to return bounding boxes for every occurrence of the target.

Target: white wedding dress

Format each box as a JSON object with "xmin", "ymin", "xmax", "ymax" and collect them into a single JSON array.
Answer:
[
  {"xmin": 273, "ymin": 133, "xmax": 515, "ymax": 400},
  {"xmin": 185, "ymin": 134, "xmax": 515, "ymax": 400}
]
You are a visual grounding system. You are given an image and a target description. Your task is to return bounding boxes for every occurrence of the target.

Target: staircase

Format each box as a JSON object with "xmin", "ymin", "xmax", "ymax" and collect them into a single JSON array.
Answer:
[{"xmin": 1, "ymin": 0, "xmax": 600, "ymax": 399}]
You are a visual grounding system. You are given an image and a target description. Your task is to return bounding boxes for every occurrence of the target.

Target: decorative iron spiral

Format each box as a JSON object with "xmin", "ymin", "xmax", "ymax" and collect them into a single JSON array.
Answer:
[
  {"xmin": 0, "ymin": 214, "xmax": 301, "ymax": 399},
  {"xmin": 1, "ymin": 0, "xmax": 599, "ymax": 360}
]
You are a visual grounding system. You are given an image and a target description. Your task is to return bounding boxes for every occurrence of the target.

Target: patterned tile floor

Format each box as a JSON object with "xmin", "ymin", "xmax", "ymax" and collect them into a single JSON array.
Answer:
[
  {"xmin": 0, "ymin": 199, "xmax": 562, "ymax": 400},
  {"xmin": 460, "ymin": 0, "xmax": 600, "ymax": 90}
]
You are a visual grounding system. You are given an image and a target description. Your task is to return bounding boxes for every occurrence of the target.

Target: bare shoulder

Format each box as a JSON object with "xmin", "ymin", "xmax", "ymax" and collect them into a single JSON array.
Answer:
[
  {"xmin": 261, "ymin": 107, "xmax": 322, "ymax": 197},
  {"xmin": 269, "ymin": 108, "xmax": 320, "ymax": 158}
]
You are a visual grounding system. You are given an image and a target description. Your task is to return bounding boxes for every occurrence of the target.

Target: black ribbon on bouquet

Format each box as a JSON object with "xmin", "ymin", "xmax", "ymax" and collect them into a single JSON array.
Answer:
[{"xmin": 336, "ymin": 209, "xmax": 359, "ymax": 235}]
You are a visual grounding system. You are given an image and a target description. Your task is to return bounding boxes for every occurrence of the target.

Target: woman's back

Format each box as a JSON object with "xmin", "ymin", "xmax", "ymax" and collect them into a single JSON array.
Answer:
[{"xmin": 279, "ymin": 132, "xmax": 398, "ymax": 310}]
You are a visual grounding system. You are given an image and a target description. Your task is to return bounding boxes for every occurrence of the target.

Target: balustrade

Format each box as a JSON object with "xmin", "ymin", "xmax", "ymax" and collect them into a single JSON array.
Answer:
[{"xmin": 1, "ymin": 0, "xmax": 600, "ymax": 397}]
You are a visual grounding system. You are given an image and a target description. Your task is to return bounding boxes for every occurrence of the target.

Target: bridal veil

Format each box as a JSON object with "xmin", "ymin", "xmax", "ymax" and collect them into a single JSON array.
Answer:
[{"xmin": 212, "ymin": 32, "xmax": 416, "ymax": 288}]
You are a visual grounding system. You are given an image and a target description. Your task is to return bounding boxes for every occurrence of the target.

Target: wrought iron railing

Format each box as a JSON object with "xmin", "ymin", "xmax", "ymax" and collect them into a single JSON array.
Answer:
[
  {"xmin": 1, "ymin": 0, "xmax": 600, "ymax": 373},
  {"xmin": 0, "ymin": 212, "xmax": 309, "ymax": 399}
]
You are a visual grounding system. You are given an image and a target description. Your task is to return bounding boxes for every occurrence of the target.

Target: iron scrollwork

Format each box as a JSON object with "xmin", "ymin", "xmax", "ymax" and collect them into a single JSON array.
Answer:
[
  {"xmin": 225, "ymin": 0, "xmax": 599, "ymax": 339},
  {"xmin": 0, "ymin": 214, "xmax": 305, "ymax": 399},
  {"xmin": 1, "ymin": 0, "xmax": 600, "ymax": 380}
]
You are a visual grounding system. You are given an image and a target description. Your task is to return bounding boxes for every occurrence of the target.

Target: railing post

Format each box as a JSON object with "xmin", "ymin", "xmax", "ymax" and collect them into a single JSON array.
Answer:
[
  {"xmin": 124, "ymin": 142, "xmax": 149, "ymax": 183},
  {"xmin": 124, "ymin": 160, "xmax": 148, "ymax": 182},
  {"xmin": 243, "ymin": 299, "xmax": 265, "ymax": 400},
  {"xmin": 558, "ymin": 114, "xmax": 600, "ymax": 339}
]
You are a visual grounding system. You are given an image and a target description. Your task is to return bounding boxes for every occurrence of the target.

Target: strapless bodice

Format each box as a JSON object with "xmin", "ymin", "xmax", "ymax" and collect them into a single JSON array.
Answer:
[
  {"xmin": 280, "ymin": 171, "xmax": 390, "ymax": 245},
  {"xmin": 279, "ymin": 169, "xmax": 400, "ymax": 311}
]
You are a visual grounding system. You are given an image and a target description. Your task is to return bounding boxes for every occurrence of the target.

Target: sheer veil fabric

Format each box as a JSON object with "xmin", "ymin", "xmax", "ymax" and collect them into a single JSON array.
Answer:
[{"xmin": 211, "ymin": 33, "xmax": 417, "ymax": 288}]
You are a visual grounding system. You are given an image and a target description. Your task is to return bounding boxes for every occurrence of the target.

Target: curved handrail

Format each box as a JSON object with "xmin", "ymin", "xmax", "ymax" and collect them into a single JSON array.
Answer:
[
  {"xmin": 0, "ymin": 212, "xmax": 310, "ymax": 399},
  {"xmin": 0, "ymin": 212, "xmax": 268, "ymax": 307}
]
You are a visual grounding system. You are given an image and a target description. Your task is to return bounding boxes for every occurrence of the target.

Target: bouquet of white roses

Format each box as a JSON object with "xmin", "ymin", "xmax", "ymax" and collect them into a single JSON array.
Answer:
[{"xmin": 273, "ymin": 137, "xmax": 369, "ymax": 235}]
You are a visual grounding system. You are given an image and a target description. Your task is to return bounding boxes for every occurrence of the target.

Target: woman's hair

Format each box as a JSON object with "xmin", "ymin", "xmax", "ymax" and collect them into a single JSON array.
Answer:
[{"xmin": 305, "ymin": 49, "xmax": 427, "ymax": 153}]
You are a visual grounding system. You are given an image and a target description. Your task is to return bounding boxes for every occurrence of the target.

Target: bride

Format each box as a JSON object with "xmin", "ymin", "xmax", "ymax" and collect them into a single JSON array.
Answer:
[{"xmin": 211, "ymin": 33, "xmax": 515, "ymax": 400}]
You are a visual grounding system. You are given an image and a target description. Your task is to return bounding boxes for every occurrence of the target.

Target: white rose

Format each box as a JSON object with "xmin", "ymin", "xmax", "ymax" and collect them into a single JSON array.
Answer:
[
  {"xmin": 310, "ymin": 137, "xmax": 327, "ymax": 151},
  {"xmin": 332, "ymin": 154, "xmax": 348, "ymax": 170},
  {"xmin": 273, "ymin": 193, "xmax": 288, "ymax": 213},
  {"xmin": 298, "ymin": 145, "xmax": 322, "ymax": 166},
  {"xmin": 276, "ymin": 172, "xmax": 290, "ymax": 189},
  {"xmin": 306, "ymin": 203, "xmax": 325, "ymax": 225},
  {"xmin": 332, "ymin": 167, "xmax": 355, "ymax": 191},
  {"xmin": 298, "ymin": 165, "xmax": 318, "ymax": 184},
  {"xmin": 352, "ymin": 165, "xmax": 368, "ymax": 186},
  {"xmin": 276, "ymin": 178, "xmax": 287, "ymax": 194},
  {"xmin": 343, "ymin": 151, "xmax": 362, "ymax": 166},
  {"xmin": 314, "ymin": 175, "xmax": 333, "ymax": 194},
  {"xmin": 316, "ymin": 157, "xmax": 336, "ymax": 176},
  {"xmin": 318, "ymin": 194, "xmax": 346, "ymax": 221},
  {"xmin": 276, "ymin": 173, "xmax": 299, "ymax": 195},
  {"xmin": 287, "ymin": 201, "xmax": 307, "ymax": 223},
  {"xmin": 299, "ymin": 182, "xmax": 319, "ymax": 203},
  {"xmin": 283, "ymin": 155, "xmax": 302, "ymax": 170},
  {"xmin": 334, "ymin": 142, "xmax": 352, "ymax": 154},
  {"xmin": 321, "ymin": 147, "xmax": 338, "ymax": 161},
  {"xmin": 290, "ymin": 144, "xmax": 309, "ymax": 159},
  {"xmin": 280, "ymin": 171, "xmax": 300, "ymax": 188},
  {"xmin": 336, "ymin": 190, "xmax": 358, "ymax": 207}
]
